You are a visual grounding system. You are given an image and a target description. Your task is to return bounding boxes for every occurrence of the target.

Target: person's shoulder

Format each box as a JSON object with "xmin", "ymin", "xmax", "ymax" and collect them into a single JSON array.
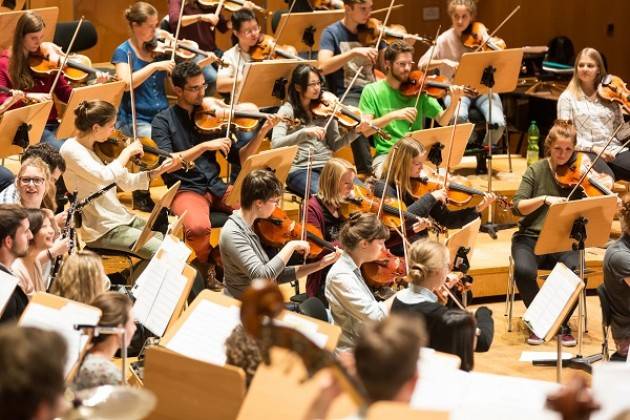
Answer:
[
  {"xmin": 605, "ymin": 239, "xmax": 630, "ymax": 262},
  {"xmin": 59, "ymin": 137, "xmax": 81, "ymax": 155},
  {"xmin": 558, "ymin": 89, "xmax": 576, "ymax": 102}
]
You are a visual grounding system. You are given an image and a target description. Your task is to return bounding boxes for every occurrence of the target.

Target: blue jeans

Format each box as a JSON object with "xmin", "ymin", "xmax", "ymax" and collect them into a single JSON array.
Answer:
[
  {"xmin": 445, "ymin": 93, "xmax": 505, "ymax": 145},
  {"xmin": 286, "ymin": 168, "xmax": 321, "ymax": 197},
  {"xmin": 116, "ymin": 120, "xmax": 152, "ymax": 138},
  {"xmin": 40, "ymin": 122, "xmax": 65, "ymax": 151}
]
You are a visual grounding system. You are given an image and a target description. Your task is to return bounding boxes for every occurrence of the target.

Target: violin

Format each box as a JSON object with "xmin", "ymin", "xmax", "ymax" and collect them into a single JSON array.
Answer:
[
  {"xmin": 152, "ymin": 36, "xmax": 229, "ymax": 68},
  {"xmin": 197, "ymin": 0, "xmax": 268, "ymax": 14},
  {"xmin": 254, "ymin": 207, "xmax": 337, "ymax": 259},
  {"xmin": 310, "ymin": 97, "xmax": 391, "ymax": 140},
  {"xmin": 598, "ymin": 74, "xmax": 630, "ymax": 114},
  {"xmin": 249, "ymin": 34, "xmax": 303, "ymax": 62},
  {"xmin": 399, "ymin": 70, "xmax": 478, "ymax": 98},
  {"xmin": 361, "ymin": 248, "xmax": 407, "ymax": 289},
  {"xmin": 357, "ymin": 18, "xmax": 432, "ymax": 47},
  {"xmin": 410, "ymin": 176, "xmax": 512, "ymax": 211},
  {"xmin": 433, "ymin": 272, "xmax": 472, "ymax": 306},
  {"xmin": 194, "ymin": 104, "xmax": 299, "ymax": 134},
  {"xmin": 28, "ymin": 43, "xmax": 106, "ymax": 83},
  {"xmin": 340, "ymin": 184, "xmax": 446, "ymax": 234},
  {"xmin": 553, "ymin": 152, "xmax": 613, "ymax": 197},
  {"xmin": 461, "ymin": 22, "xmax": 506, "ymax": 51},
  {"xmin": 94, "ymin": 129, "xmax": 193, "ymax": 172}
]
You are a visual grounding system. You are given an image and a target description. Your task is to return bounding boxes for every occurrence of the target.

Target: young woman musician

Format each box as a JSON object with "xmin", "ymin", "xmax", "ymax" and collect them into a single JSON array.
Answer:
[
  {"xmin": 373, "ymin": 137, "xmax": 494, "ymax": 239},
  {"xmin": 74, "ymin": 292, "xmax": 136, "ymax": 390},
  {"xmin": 391, "ymin": 239, "xmax": 493, "ymax": 370},
  {"xmin": 557, "ymin": 47, "xmax": 630, "ymax": 181},
  {"xmin": 50, "ymin": 250, "xmax": 110, "ymax": 304},
  {"xmin": 219, "ymin": 169, "xmax": 340, "ymax": 299},
  {"xmin": 272, "ymin": 64, "xmax": 364, "ymax": 196},
  {"xmin": 325, "ymin": 212, "xmax": 393, "ymax": 350},
  {"xmin": 59, "ymin": 100, "xmax": 174, "ymax": 270},
  {"xmin": 306, "ymin": 158, "xmax": 357, "ymax": 302},
  {"xmin": 510, "ymin": 120, "xmax": 612, "ymax": 346},
  {"xmin": 418, "ymin": 0, "xmax": 506, "ymax": 147}
]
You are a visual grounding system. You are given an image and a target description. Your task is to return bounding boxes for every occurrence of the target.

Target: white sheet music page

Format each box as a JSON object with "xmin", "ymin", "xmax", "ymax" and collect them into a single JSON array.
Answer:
[
  {"xmin": 19, "ymin": 302, "xmax": 100, "ymax": 377},
  {"xmin": 132, "ymin": 258, "xmax": 168, "ymax": 322},
  {"xmin": 523, "ymin": 263, "xmax": 582, "ymax": 340},
  {"xmin": 0, "ymin": 270, "xmax": 18, "ymax": 315},
  {"xmin": 165, "ymin": 300, "xmax": 241, "ymax": 366},
  {"xmin": 592, "ymin": 363, "xmax": 630, "ymax": 420}
]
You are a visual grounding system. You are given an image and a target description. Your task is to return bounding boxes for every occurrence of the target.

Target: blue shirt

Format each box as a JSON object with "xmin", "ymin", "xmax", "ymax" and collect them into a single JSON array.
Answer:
[{"xmin": 111, "ymin": 41, "xmax": 168, "ymax": 126}]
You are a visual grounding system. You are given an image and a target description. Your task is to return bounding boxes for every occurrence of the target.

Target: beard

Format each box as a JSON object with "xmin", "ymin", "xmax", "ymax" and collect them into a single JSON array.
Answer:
[
  {"xmin": 391, "ymin": 69, "xmax": 410, "ymax": 84},
  {"xmin": 11, "ymin": 241, "xmax": 28, "ymax": 258}
]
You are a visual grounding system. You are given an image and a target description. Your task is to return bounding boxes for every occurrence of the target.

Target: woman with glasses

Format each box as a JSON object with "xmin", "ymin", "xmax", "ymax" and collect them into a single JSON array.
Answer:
[
  {"xmin": 219, "ymin": 169, "xmax": 340, "ymax": 299},
  {"xmin": 271, "ymin": 63, "xmax": 369, "ymax": 196}
]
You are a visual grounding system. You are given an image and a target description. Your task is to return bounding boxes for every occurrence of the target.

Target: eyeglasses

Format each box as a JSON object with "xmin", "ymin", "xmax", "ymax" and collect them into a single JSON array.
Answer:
[
  {"xmin": 19, "ymin": 176, "xmax": 45, "ymax": 186},
  {"xmin": 394, "ymin": 61, "xmax": 415, "ymax": 68},
  {"xmin": 307, "ymin": 80, "xmax": 322, "ymax": 87},
  {"xmin": 240, "ymin": 26, "xmax": 260, "ymax": 37},
  {"xmin": 184, "ymin": 83, "xmax": 208, "ymax": 93},
  {"xmin": 267, "ymin": 197, "xmax": 281, "ymax": 205}
]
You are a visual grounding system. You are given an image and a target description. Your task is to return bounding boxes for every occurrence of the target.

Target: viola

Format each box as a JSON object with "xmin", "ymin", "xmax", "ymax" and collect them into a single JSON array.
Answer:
[
  {"xmin": 94, "ymin": 129, "xmax": 193, "ymax": 172},
  {"xmin": 310, "ymin": 97, "xmax": 391, "ymax": 140},
  {"xmin": 598, "ymin": 74, "xmax": 630, "ymax": 114},
  {"xmin": 461, "ymin": 22, "xmax": 506, "ymax": 51},
  {"xmin": 194, "ymin": 104, "xmax": 299, "ymax": 134},
  {"xmin": 410, "ymin": 176, "xmax": 512, "ymax": 211},
  {"xmin": 254, "ymin": 207, "xmax": 336, "ymax": 259},
  {"xmin": 399, "ymin": 70, "xmax": 478, "ymax": 98},
  {"xmin": 340, "ymin": 184, "xmax": 446, "ymax": 234},
  {"xmin": 357, "ymin": 18, "xmax": 432, "ymax": 47},
  {"xmin": 361, "ymin": 248, "xmax": 406, "ymax": 289},
  {"xmin": 249, "ymin": 34, "xmax": 303, "ymax": 62},
  {"xmin": 197, "ymin": 0, "xmax": 268, "ymax": 14},
  {"xmin": 28, "ymin": 43, "xmax": 105, "ymax": 83},
  {"xmin": 553, "ymin": 152, "xmax": 613, "ymax": 197}
]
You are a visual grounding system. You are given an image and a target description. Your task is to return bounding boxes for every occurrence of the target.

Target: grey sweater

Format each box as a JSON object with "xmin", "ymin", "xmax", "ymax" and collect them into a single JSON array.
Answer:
[
  {"xmin": 219, "ymin": 211, "xmax": 296, "ymax": 299},
  {"xmin": 271, "ymin": 102, "xmax": 358, "ymax": 172}
]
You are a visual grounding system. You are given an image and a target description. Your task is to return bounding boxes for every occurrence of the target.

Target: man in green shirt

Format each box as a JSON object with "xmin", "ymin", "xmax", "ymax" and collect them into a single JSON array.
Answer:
[{"xmin": 359, "ymin": 41, "xmax": 464, "ymax": 174}]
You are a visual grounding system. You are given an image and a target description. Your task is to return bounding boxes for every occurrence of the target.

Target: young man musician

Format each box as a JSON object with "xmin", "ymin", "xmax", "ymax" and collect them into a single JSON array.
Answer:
[
  {"xmin": 0, "ymin": 204, "xmax": 32, "ymax": 323},
  {"xmin": 152, "ymin": 61, "xmax": 279, "ymax": 288},
  {"xmin": 359, "ymin": 41, "xmax": 464, "ymax": 175}
]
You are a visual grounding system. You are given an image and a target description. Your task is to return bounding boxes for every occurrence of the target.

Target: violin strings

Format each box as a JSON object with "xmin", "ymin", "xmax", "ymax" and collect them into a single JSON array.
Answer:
[{"xmin": 49, "ymin": 16, "xmax": 84, "ymax": 97}]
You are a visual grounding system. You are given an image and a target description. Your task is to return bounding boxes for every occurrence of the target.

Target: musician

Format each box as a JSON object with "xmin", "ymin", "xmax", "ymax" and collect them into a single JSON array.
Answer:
[
  {"xmin": 391, "ymin": 239, "xmax": 494, "ymax": 371},
  {"xmin": 60, "ymin": 100, "xmax": 174, "ymax": 274},
  {"xmin": 603, "ymin": 192, "xmax": 630, "ymax": 361},
  {"xmin": 216, "ymin": 7, "xmax": 258, "ymax": 94},
  {"xmin": 360, "ymin": 41, "xmax": 464, "ymax": 175},
  {"xmin": 306, "ymin": 158, "xmax": 356, "ymax": 302},
  {"xmin": 12, "ymin": 209, "xmax": 68, "ymax": 297},
  {"xmin": 271, "ymin": 63, "xmax": 365, "ymax": 196},
  {"xmin": 418, "ymin": 0, "xmax": 506, "ymax": 147},
  {"xmin": 219, "ymin": 169, "xmax": 340, "ymax": 299},
  {"xmin": 153, "ymin": 61, "xmax": 279, "ymax": 287},
  {"xmin": 557, "ymin": 47, "xmax": 630, "ymax": 181},
  {"xmin": 0, "ymin": 204, "xmax": 30, "ymax": 323},
  {"xmin": 511, "ymin": 121, "xmax": 588, "ymax": 346},
  {"xmin": 317, "ymin": 0, "xmax": 384, "ymax": 176},
  {"xmin": 372, "ymin": 137, "xmax": 494, "ymax": 242},
  {"xmin": 325, "ymin": 212, "xmax": 393, "ymax": 350},
  {"xmin": 74, "ymin": 292, "xmax": 136, "ymax": 390},
  {"xmin": 49, "ymin": 250, "xmax": 109, "ymax": 304},
  {"xmin": 114, "ymin": 1, "xmax": 175, "ymax": 211},
  {"xmin": 0, "ymin": 326, "xmax": 67, "ymax": 420}
]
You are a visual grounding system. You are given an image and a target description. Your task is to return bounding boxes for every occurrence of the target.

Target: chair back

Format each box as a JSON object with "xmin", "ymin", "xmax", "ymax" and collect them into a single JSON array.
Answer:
[
  {"xmin": 298, "ymin": 296, "xmax": 329, "ymax": 322},
  {"xmin": 54, "ymin": 20, "xmax": 98, "ymax": 52}
]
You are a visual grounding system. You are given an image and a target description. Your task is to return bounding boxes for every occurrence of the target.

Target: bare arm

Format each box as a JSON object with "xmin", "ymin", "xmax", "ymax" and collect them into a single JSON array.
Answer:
[{"xmin": 115, "ymin": 61, "xmax": 173, "ymax": 91}]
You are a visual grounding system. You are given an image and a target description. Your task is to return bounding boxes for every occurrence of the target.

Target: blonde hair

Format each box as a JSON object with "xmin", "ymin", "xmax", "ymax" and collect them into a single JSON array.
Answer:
[
  {"xmin": 447, "ymin": 0, "xmax": 477, "ymax": 17},
  {"xmin": 567, "ymin": 48, "xmax": 607, "ymax": 97},
  {"xmin": 50, "ymin": 251, "xmax": 106, "ymax": 304},
  {"xmin": 380, "ymin": 138, "xmax": 424, "ymax": 197},
  {"xmin": 17, "ymin": 157, "xmax": 56, "ymax": 212},
  {"xmin": 316, "ymin": 158, "xmax": 356, "ymax": 209},
  {"xmin": 407, "ymin": 239, "xmax": 449, "ymax": 287}
]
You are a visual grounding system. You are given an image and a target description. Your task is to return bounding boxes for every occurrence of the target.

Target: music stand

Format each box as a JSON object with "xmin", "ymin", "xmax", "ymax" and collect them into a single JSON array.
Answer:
[
  {"xmin": 408, "ymin": 123, "xmax": 474, "ymax": 170},
  {"xmin": 56, "ymin": 81, "xmax": 126, "ymax": 138},
  {"xmin": 274, "ymin": 10, "xmax": 344, "ymax": 58},
  {"xmin": 0, "ymin": 101, "xmax": 53, "ymax": 158},
  {"xmin": 225, "ymin": 146, "xmax": 298, "ymax": 208},
  {"xmin": 131, "ymin": 181, "xmax": 181, "ymax": 254},
  {"xmin": 0, "ymin": 7, "xmax": 58, "ymax": 50},
  {"xmin": 445, "ymin": 218, "xmax": 481, "ymax": 307},
  {"xmin": 236, "ymin": 60, "xmax": 315, "ymax": 108},
  {"xmin": 534, "ymin": 195, "xmax": 617, "ymax": 373},
  {"xmin": 453, "ymin": 48, "xmax": 523, "ymax": 239}
]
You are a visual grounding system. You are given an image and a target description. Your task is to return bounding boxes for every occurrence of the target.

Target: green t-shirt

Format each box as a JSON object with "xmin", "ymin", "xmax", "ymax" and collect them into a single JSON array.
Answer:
[{"xmin": 359, "ymin": 79, "xmax": 443, "ymax": 155}]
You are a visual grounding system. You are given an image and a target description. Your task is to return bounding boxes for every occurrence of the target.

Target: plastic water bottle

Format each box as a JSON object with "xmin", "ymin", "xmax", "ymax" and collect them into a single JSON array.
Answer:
[{"xmin": 526, "ymin": 121, "xmax": 540, "ymax": 167}]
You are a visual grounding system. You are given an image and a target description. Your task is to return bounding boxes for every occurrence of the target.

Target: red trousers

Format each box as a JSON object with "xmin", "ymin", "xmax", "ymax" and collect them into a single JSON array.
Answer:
[{"xmin": 170, "ymin": 187, "xmax": 236, "ymax": 263}]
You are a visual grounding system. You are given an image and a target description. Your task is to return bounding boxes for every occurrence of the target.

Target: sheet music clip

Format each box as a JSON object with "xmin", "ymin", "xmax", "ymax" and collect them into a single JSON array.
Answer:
[
  {"xmin": 454, "ymin": 246, "xmax": 471, "ymax": 273},
  {"xmin": 272, "ymin": 77, "xmax": 289, "ymax": 101},
  {"xmin": 302, "ymin": 25, "xmax": 316, "ymax": 49},
  {"xmin": 12, "ymin": 122, "xmax": 31, "ymax": 148},
  {"xmin": 481, "ymin": 64, "xmax": 496, "ymax": 89},
  {"xmin": 427, "ymin": 142, "xmax": 445, "ymax": 167},
  {"xmin": 570, "ymin": 216, "xmax": 587, "ymax": 250}
]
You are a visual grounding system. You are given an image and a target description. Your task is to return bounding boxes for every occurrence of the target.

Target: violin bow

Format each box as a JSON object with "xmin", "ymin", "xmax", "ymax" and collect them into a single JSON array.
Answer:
[
  {"xmin": 377, "ymin": 145, "xmax": 397, "ymax": 219},
  {"xmin": 225, "ymin": 52, "xmax": 242, "ymax": 144},
  {"xmin": 371, "ymin": 3, "xmax": 404, "ymax": 14},
  {"xmin": 566, "ymin": 123, "xmax": 624, "ymax": 201},
  {"xmin": 210, "ymin": 0, "xmax": 226, "ymax": 30},
  {"xmin": 323, "ymin": 65, "xmax": 364, "ymax": 132},
  {"xmin": 474, "ymin": 5, "xmax": 520, "ymax": 53},
  {"xmin": 374, "ymin": 0, "xmax": 396, "ymax": 49},
  {"xmin": 127, "ymin": 51, "xmax": 139, "ymax": 144},
  {"xmin": 413, "ymin": 24, "xmax": 441, "ymax": 111},
  {"xmin": 300, "ymin": 147, "xmax": 314, "ymax": 262},
  {"xmin": 170, "ymin": 0, "xmax": 188, "ymax": 62},
  {"xmin": 395, "ymin": 183, "xmax": 410, "ymax": 274},
  {"xmin": 48, "ymin": 16, "xmax": 84, "ymax": 96},
  {"xmin": 441, "ymin": 98, "xmax": 462, "ymax": 189},
  {"xmin": 266, "ymin": 0, "xmax": 298, "ymax": 60}
]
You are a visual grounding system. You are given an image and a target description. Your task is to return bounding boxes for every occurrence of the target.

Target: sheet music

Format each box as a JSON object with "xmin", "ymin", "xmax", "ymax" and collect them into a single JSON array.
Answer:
[
  {"xmin": 0, "ymin": 270, "xmax": 18, "ymax": 314},
  {"xmin": 131, "ymin": 255, "xmax": 167, "ymax": 298},
  {"xmin": 165, "ymin": 300, "xmax": 241, "ymax": 366},
  {"xmin": 276, "ymin": 313, "xmax": 328, "ymax": 349},
  {"xmin": 523, "ymin": 263, "xmax": 582, "ymax": 340},
  {"xmin": 592, "ymin": 363, "xmax": 630, "ymax": 420},
  {"xmin": 19, "ymin": 302, "xmax": 100, "ymax": 377},
  {"xmin": 132, "ymin": 237, "xmax": 191, "ymax": 297},
  {"xmin": 133, "ymin": 264, "xmax": 187, "ymax": 337}
]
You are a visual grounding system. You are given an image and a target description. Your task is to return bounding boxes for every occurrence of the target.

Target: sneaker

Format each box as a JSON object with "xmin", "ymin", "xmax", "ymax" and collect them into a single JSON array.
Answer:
[
  {"xmin": 527, "ymin": 333, "xmax": 544, "ymax": 345},
  {"xmin": 561, "ymin": 332, "xmax": 577, "ymax": 347}
]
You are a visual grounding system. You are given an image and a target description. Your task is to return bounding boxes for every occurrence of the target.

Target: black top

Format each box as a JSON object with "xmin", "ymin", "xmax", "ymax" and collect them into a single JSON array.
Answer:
[
  {"xmin": 152, "ymin": 104, "xmax": 241, "ymax": 197},
  {"xmin": 0, "ymin": 264, "xmax": 28, "ymax": 324}
]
